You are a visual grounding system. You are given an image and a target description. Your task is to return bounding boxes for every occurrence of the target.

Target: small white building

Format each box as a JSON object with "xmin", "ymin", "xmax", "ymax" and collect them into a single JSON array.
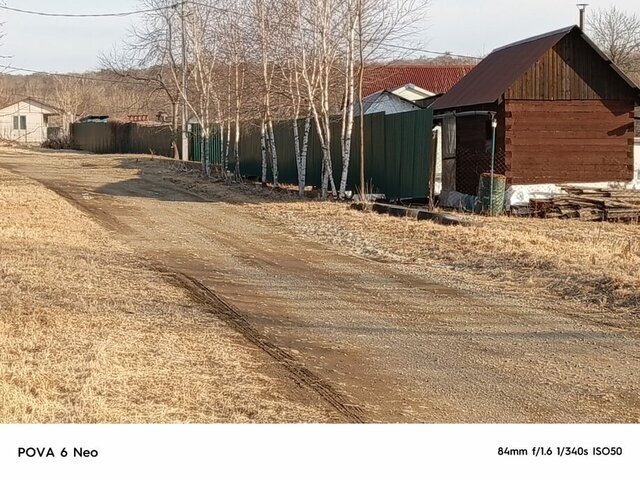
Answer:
[
  {"xmin": 0, "ymin": 97, "xmax": 62, "ymax": 144},
  {"xmin": 355, "ymin": 90, "xmax": 423, "ymax": 116},
  {"xmin": 390, "ymin": 83, "xmax": 435, "ymax": 103}
]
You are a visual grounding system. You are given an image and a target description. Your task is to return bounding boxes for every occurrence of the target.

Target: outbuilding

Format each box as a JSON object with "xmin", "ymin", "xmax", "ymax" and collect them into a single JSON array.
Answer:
[
  {"xmin": 0, "ymin": 97, "xmax": 63, "ymax": 144},
  {"xmin": 354, "ymin": 89, "xmax": 424, "ymax": 116},
  {"xmin": 432, "ymin": 26, "xmax": 640, "ymax": 201}
]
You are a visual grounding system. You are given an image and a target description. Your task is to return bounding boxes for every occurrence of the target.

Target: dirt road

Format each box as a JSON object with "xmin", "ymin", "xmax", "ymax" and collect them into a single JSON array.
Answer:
[{"xmin": 2, "ymin": 148, "xmax": 638, "ymax": 423}]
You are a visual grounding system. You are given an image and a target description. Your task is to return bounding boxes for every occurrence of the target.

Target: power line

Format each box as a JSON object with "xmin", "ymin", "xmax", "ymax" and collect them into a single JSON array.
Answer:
[
  {"xmin": 1, "ymin": 1, "xmax": 481, "ymax": 61},
  {"xmin": 0, "ymin": 3, "xmax": 179, "ymax": 18}
]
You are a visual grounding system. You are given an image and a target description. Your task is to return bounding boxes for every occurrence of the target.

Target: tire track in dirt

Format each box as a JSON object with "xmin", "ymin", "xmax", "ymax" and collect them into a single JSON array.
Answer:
[
  {"xmin": 160, "ymin": 268, "xmax": 367, "ymax": 423},
  {"xmin": 0, "ymin": 162, "xmax": 366, "ymax": 422}
]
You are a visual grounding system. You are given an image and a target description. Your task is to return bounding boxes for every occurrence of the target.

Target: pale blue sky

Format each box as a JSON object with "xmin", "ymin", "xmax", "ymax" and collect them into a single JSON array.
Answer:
[{"xmin": 1, "ymin": 0, "xmax": 639, "ymax": 72}]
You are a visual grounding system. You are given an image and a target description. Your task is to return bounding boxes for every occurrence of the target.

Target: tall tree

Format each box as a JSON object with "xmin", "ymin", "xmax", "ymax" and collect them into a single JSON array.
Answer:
[
  {"xmin": 100, "ymin": 0, "xmax": 186, "ymax": 159},
  {"xmin": 589, "ymin": 6, "xmax": 640, "ymax": 80}
]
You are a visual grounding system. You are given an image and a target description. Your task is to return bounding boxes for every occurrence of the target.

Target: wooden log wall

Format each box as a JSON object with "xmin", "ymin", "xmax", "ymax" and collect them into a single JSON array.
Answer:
[{"xmin": 505, "ymin": 100, "xmax": 635, "ymax": 185}]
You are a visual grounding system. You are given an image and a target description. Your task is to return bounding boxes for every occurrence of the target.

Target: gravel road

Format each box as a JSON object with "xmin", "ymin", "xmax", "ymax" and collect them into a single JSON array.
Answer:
[{"xmin": 2, "ymin": 149, "xmax": 638, "ymax": 423}]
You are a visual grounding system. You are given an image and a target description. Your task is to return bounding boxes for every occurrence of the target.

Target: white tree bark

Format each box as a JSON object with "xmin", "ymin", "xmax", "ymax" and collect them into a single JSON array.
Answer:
[
  {"xmin": 292, "ymin": 115, "xmax": 311, "ymax": 196},
  {"xmin": 339, "ymin": 9, "xmax": 357, "ymax": 199},
  {"xmin": 267, "ymin": 118, "xmax": 279, "ymax": 186},
  {"xmin": 260, "ymin": 119, "xmax": 268, "ymax": 184}
]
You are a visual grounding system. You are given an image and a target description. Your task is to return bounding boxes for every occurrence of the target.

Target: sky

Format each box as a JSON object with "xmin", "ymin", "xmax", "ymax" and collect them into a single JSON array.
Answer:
[{"xmin": 0, "ymin": 0, "xmax": 639, "ymax": 73}]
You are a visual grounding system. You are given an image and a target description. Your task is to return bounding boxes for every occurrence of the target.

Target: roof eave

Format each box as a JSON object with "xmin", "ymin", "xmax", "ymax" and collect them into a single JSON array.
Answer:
[{"xmin": 576, "ymin": 29, "xmax": 640, "ymax": 95}]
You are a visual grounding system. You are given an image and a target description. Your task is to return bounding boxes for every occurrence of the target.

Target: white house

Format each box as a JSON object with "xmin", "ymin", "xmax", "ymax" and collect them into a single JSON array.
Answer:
[
  {"xmin": 0, "ymin": 97, "xmax": 62, "ymax": 144},
  {"xmin": 354, "ymin": 90, "xmax": 423, "ymax": 116},
  {"xmin": 390, "ymin": 83, "xmax": 435, "ymax": 103}
]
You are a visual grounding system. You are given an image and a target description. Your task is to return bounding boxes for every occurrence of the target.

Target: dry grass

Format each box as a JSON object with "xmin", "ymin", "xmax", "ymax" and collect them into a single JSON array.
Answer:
[
  {"xmin": 253, "ymin": 202, "xmax": 640, "ymax": 314},
  {"xmin": 0, "ymin": 168, "xmax": 331, "ymax": 423},
  {"xmin": 136, "ymin": 160, "xmax": 640, "ymax": 319}
]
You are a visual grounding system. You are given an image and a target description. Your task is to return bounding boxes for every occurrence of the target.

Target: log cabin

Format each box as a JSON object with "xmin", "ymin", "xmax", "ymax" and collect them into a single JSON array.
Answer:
[{"xmin": 432, "ymin": 26, "xmax": 640, "ymax": 198}]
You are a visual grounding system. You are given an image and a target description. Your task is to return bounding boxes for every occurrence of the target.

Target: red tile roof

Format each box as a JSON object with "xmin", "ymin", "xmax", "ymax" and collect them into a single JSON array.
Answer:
[{"xmin": 362, "ymin": 65, "xmax": 475, "ymax": 97}]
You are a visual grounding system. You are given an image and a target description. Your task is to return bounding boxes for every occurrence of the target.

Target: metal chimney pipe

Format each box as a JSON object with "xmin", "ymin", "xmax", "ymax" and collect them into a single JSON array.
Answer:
[{"xmin": 577, "ymin": 4, "xmax": 589, "ymax": 30}]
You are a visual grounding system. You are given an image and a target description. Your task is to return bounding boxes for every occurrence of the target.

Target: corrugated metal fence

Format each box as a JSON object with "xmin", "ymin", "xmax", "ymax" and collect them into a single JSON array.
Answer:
[
  {"xmin": 71, "ymin": 109, "xmax": 433, "ymax": 200},
  {"xmin": 193, "ymin": 109, "xmax": 434, "ymax": 200},
  {"xmin": 70, "ymin": 122, "xmax": 180, "ymax": 158}
]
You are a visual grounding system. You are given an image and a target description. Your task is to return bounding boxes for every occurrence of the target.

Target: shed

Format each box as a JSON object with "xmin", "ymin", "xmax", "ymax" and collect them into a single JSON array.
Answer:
[
  {"xmin": 0, "ymin": 97, "xmax": 63, "ymax": 144},
  {"xmin": 432, "ymin": 26, "xmax": 640, "ymax": 197}
]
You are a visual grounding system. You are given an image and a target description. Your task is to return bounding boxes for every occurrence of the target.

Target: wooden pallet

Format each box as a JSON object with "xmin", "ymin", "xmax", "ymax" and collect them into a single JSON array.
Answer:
[{"xmin": 529, "ymin": 188, "xmax": 640, "ymax": 222}]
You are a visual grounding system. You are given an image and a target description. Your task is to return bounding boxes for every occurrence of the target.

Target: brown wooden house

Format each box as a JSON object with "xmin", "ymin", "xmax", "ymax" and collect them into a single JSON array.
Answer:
[{"xmin": 432, "ymin": 26, "xmax": 640, "ymax": 196}]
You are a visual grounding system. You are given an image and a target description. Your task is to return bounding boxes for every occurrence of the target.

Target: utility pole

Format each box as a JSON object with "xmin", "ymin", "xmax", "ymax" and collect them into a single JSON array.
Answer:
[
  {"xmin": 577, "ymin": 4, "xmax": 589, "ymax": 30},
  {"xmin": 181, "ymin": 0, "xmax": 189, "ymax": 161}
]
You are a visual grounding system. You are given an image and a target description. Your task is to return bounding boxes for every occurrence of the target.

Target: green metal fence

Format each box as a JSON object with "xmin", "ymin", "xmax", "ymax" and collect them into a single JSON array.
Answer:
[
  {"xmin": 72, "ymin": 109, "xmax": 433, "ymax": 201},
  {"xmin": 192, "ymin": 109, "xmax": 434, "ymax": 200}
]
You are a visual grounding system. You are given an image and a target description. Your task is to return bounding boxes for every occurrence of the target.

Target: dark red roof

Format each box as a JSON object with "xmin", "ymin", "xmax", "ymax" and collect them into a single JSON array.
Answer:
[
  {"xmin": 362, "ymin": 65, "xmax": 475, "ymax": 97},
  {"xmin": 432, "ymin": 27, "xmax": 571, "ymax": 110},
  {"xmin": 432, "ymin": 26, "xmax": 640, "ymax": 111}
]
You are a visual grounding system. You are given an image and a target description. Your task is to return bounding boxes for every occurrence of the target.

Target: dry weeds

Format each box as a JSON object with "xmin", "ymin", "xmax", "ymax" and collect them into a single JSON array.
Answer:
[{"xmin": 0, "ymin": 167, "xmax": 332, "ymax": 423}]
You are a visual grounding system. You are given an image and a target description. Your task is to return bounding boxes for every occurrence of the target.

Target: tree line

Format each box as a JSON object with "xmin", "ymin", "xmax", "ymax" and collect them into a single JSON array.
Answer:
[{"xmin": 100, "ymin": 0, "xmax": 431, "ymax": 198}]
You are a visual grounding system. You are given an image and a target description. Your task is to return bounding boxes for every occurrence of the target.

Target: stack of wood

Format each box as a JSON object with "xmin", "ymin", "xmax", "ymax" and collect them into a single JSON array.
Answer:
[{"xmin": 529, "ymin": 187, "xmax": 640, "ymax": 222}]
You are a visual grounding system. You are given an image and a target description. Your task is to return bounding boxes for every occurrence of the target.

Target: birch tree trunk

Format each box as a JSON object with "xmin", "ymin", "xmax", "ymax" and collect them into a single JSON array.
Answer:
[
  {"xmin": 267, "ymin": 118, "xmax": 279, "ymax": 186},
  {"xmin": 224, "ymin": 118, "xmax": 231, "ymax": 173},
  {"xmin": 233, "ymin": 105, "xmax": 241, "ymax": 180},
  {"xmin": 292, "ymin": 116, "xmax": 311, "ymax": 196},
  {"xmin": 300, "ymin": 117, "xmax": 311, "ymax": 195},
  {"xmin": 261, "ymin": 119, "xmax": 268, "ymax": 184},
  {"xmin": 292, "ymin": 118, "xmax": 301, "ymax": 191},
  {"xmin": 219, "ymin": 122, "xmax": 226, "ymax": 173},
  {"xmin": 171, "ymin": 99, "xmax": 180, "ymax": 159},
  {"xmin": 340, "ymin": 12, "xmax": 357, "ymax": 199}
]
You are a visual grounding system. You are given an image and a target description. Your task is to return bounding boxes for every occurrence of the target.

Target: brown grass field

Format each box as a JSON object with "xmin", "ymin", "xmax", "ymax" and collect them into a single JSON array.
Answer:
[
  {"xmin": 0, "ymin": 167, "xmax": 333, "ymax": 423},
  {"xmin": 1, "ymin": 148, "xmax": 638, "ymax": 423},
  {"xmin": 256, "ymin": 201, "xmax": 640, "ymax": 317}
]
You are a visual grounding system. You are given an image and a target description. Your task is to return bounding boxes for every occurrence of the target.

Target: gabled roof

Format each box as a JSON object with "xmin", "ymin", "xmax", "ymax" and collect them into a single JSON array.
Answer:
[
  {"xmin": 363, "ymin": 65, "xmax": 475, "ymax": 97},
  {"xmin": 0, "ymin": 96, "xmax": 63, "ymax": 114},
  {"xmin": 357, "ymin": 89, "xmax": 422, "ymax": 115},
  {"xmin": 432, "ymin": 26, "xmax": 640, "ymax": 111},
  {"xmin": 392, "ymin": 83, "xmax": 435, "ymax": 99}
]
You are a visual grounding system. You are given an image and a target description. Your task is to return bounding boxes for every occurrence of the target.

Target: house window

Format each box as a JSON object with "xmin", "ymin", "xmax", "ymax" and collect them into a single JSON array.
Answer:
[{"xmin": 13, "ymin": 115, "xmax": 27, "ymax": 130}]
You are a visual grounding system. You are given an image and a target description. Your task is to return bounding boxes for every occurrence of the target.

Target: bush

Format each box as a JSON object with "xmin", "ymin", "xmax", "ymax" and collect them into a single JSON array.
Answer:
[{"xmin": 41, "ymin": 135, "xmax": 72, "ymax": 150}]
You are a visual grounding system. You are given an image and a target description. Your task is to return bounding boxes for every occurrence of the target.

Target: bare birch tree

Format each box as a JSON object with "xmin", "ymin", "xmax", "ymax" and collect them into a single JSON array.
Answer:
[
  {"xmin": 351, "ymin": 0, "xmax": 430, "ymax": 198},
  {"xmin": 101, "ymin": 0, "xmax": 185, "ymax": 159},
  {"xmin": 281, "ymin": 57, "xmax": 312, "ymax": 196},
  {"xmin": 213, "ymin": 8, "xmax": 248, "ymax": 180},
  {"xmin": 182, "ymin": 0, "xmax": 221, "ymax": 174},
  {"xmin": 295, "ymin": 0, "xmax": 344, "ymax": 198},
  {"xmin": 253, "ymin": 0, "xmax": 282, "ymax": 186}
]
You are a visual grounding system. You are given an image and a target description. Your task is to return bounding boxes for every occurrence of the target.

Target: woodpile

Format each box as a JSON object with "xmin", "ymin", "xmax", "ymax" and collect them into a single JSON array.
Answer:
[{"xmin": 529, "ymin": 187, "xmax": 640, "ymax": 222}]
